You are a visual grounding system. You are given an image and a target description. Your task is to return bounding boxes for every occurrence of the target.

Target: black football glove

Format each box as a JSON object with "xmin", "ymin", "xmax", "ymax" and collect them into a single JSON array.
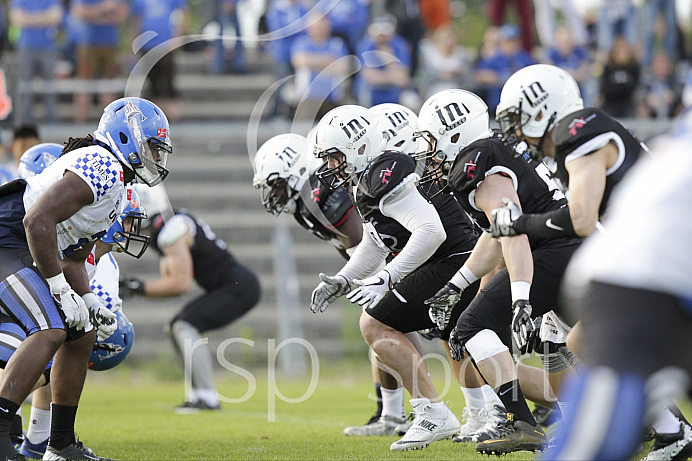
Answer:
[
  {"xmin": 522, "ymin": 315, "xmax": 544, "ymax": 355},
  {"xmin": 119, "ymin": 277, "xmax": 145, "ymax": 299},
  {"xmin": 425, "ymin": 283, "xmax": 462, "ymax": 330},
  {"xmin": 511, "ymin": 299, "xmax": 535, "ymax": 354},
  {"xmin": 448, "ymin": 327, "xmax": 465, "ymax": 362}
]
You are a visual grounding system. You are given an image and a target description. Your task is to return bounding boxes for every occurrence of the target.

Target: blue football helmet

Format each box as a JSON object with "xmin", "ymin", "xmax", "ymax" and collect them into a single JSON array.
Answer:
[
  {"xmin": 102, "ymin": 186, "xmax": 150, "ymax": 258},
  {"xmin": 89, "ymin": 309, "xmax": 135, "ymax": 371},
  {"xmin": 94, "ymin": 97, "xmax": 172, "ymax": 186},
  {"xmin": 17, "ymin": 143, "xmax": 62, "ymax": 179}
]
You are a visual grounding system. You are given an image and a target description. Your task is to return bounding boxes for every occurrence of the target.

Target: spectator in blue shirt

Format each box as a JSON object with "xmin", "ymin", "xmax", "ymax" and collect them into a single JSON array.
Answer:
[
  {"xmin": 546, "ymin": 26, "xmax": 593, "ymax": 105},
  {"xmin": 355, "ymin": 15, "xmax": 411, "ymax": 107},
  {"xmin": 265, "ymin": 0, "xmax": 309, "ymax": 117},
  {"xmin": 474, "ymin": 24, "xmax": 535, "ymax": 113},
  {"xmin": 70, "ymin": 0, "xmax": 128, "ymax": 122},
  {"xmin": 10, "ymin": 0, "xmax": 63, "ymax": 124},
  {"xmin": 322, "ymin": 0, "xmax": 369, "ymax": 54},
  {"xmin": 290, "ymin": 12, "xmax": 349, "ymax": 120},
  {"xmin": 208, "ymin": 0, "xmax": 246, "ymax": 75},
  {"xmin": 131, "ymin": 0, "xmax": 189, "ymax": 120}
]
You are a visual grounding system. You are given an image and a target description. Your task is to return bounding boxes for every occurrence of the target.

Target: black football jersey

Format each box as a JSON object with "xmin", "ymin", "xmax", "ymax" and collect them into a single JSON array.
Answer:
[
  {"xmin": 552, "ymin": 108, "xmax": 647, "ymax": 216},
  {"xmin": 448, "ymin": 134, "xmax": 568, "ymax": 250},
  {"xmin": 294, "ymin": 173, "xmax": 354, "ymax": 248},
  {"xmin": 149, "ymin": 209, "xmax": 238, "ymax": 291},
  {"xmin": 354, "ymin": 151, "xmax": 477, "ymax": 260}
]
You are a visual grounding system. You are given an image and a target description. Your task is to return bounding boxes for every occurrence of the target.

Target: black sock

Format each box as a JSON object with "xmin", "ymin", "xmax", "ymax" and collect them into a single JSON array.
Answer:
[
  {"xmin": 49, "ymin": 404, "xmax": 77, "ymax": 450},
  {"xmin": 9, "ymin": 414, "xmax": 22, "ymax": 441},
  {"xmin": 495, "ymin": 380, "xmax": 537, "ymax": 426},
  {"xmin": 374, "ymin": 384, "xmax": 383, "ymax": 419},
  {"xmin": 0, "ymin": 397, "xmax": 20, "ymax": 457}
]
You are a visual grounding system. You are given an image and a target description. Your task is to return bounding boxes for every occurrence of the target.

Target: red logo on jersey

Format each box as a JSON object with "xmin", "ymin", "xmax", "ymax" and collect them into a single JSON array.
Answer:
[
  {"xmin": 464, "ymin": 162, "xmax": 476, "ymax": 179},
  {"xmin": 87, "ymin": 252, "xmax": 95, "ymax": 266},
  {"xmin": 312, "ymin": 187, "xmax": 320, "ymax": 202},
  {"xmin": 119, "ymin": 171, "xmax": 124, "ymax": 182},
  {"xmin": 126, "ymin": 188, "xmax": 132, "ymax": 201},
  {"xmin": 157, "ymin": 128, "xmax": 167, "ymax": 138},
  {"xmin": 381, "ymin": 168, "xmax": 392, "ymax": 184},
  {"xmin": 568, "ymin": 114, "xmax": 597, "ymax": 136}
]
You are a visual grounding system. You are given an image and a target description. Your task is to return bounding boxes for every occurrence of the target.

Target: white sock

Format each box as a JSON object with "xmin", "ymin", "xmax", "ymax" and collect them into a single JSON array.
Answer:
[
  {"xmin": 195, "ymin": 388, "xmax": 219, "ymax": 407},
  {"xmin": 381, "ymin": 387, "xmax": 405, "ymax": 419},
  {"xmin": 25, "ymin": 406, "xmax": 50, "ymax": 444},
  {"xmin": 460, "ymin": 386, "xmax": 485, "ymax": 410},
  {"xmin": 653, "ymin": 407, "xmax": 682, "ymax": 435},
  {"xmin": 481, "ymin": 384, "xmax": 503, "ymax": 412},
  {"xmin": 430, "ymin": 401, "xmax": 447, "ymax": 412}
]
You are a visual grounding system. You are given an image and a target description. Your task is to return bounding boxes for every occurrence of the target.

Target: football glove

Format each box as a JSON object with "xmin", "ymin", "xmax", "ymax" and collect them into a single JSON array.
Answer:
[
  {"xmin": 46, "ymin": 273, "xmax": 89, "ymax": 330},
  {"xmin": 489, "ymin": 198, "xmax": 523, "ymax": 238},
  {"xmin": 448, "ymin": 327, "xmax": 465, "ymax": 362},
  {"xmin": 425, "ymin": 282, "xmax": 462, "ymax": 330},
  {"xmin": 347, "ymin": 270, "xmax": 391, "ymax": 309},
  {"xmin": 522, "ymin": 315, "xmax": 544, "ymax": 355},
  {"xmin": 119, "ymin": 277, "xmax": 145, "ymax": 299},
  {"xmin": 512, "ymin": 299, "xmax": 535, "ymax": 354},
  {"xmin": 83, "ymin": 293, "xmax": 117, "ymax": 342},
  {"xmin": 310, "ymin": 273, "xmax": 351, "ymax": 313}
]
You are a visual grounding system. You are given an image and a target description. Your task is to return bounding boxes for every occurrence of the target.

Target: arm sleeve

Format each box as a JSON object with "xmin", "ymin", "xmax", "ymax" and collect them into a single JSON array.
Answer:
[
  {"xmin": 379, "ymin": 181, "xmax": 446, "ymax": 283},
  {"xmin": 336, "ymin": 225, "xmax": 389, "ymax": 282},
  {"xmin": 514, "ymin": 206, "xmax": 578, "ymax": 239}
]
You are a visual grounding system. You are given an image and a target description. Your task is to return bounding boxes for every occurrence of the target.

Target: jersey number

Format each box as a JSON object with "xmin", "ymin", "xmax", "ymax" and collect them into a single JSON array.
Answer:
[{"xmin": 534, "ymin": 162, "xmax": 565, "ymax": 201}]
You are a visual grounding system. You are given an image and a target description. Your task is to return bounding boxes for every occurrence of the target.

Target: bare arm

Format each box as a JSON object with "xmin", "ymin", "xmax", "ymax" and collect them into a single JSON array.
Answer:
[
  {"xmin": 143, "ymin": 236, "xmax": 194, "ymax": 297},
  {"xmin": 10, "ymin": 5, "xmax": 63, "ymax": 27},
  {"xmin": 334, "ymin": 209, "xmax": 363, "ymax": 255},
  {"xmin": 61, "ymin": 244, "xmax": 94, "ymax": 296},
  {"xmin": 24, "ymin": 171, "xmax": 95, "ymax": 280},
  {"xmin": 565, "ymin": 143, "xmax": 615, "ymax": 236}
]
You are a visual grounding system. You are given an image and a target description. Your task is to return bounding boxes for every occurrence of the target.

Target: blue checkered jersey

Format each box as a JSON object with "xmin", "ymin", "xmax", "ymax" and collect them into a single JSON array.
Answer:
[
  {"xmin": 89, "ymin": 252, "xmax": 122, "ymax": 312},
  {"xmin": 23, "ymin": 146, "xmax": 124, "ymax": 259}
]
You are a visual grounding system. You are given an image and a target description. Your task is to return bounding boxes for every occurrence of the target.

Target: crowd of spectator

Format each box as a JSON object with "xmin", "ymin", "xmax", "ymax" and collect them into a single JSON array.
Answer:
[{"xmin": 2, "ymin": 0, "xmax": 692, "ymax": 124}]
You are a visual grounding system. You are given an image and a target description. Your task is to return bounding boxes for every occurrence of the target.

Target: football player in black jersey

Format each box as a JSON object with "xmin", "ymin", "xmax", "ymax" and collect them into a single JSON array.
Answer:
[
  {"xmin": 308, "ymin": 104, "xmax": 483, "ymax": 451},
  {"xmin": 120, "ymin": 202, "xmax": 260, "ymax": 413},
  {"xmin": 417, "ymin": 89, "xmax": 586, "ymax": 454},
  {"xmin": 492, "ymin": 64, "xmax": 692, "ymax": 460}
]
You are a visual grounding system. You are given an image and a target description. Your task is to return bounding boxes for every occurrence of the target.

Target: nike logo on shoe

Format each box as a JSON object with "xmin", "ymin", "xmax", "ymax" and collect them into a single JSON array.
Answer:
[
  {"xmin": 417, "ymin": 420, "xmax": 438, "ymax": 432},
  {"xmin": 545, "ymin": 219, "xmax": 564, "ymax": 231}
]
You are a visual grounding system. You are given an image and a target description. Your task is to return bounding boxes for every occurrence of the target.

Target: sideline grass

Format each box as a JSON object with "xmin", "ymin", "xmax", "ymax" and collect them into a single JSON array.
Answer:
[{"xmin": 44, "ymin": 363, "xmax": 675, "ymax": 460}]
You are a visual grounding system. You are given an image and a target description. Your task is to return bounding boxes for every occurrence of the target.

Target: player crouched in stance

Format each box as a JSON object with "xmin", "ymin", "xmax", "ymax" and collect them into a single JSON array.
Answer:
[
  {"xmin": 308, "ymin": 105, "xmax": 483, "ymax": 451},
  {"xmin": 544, "ymin": 110, "xmax": 692, "ymax": 461},
  {"xmin": 0, "ymin": 97, "xmax": 170, "ymax": 461}
]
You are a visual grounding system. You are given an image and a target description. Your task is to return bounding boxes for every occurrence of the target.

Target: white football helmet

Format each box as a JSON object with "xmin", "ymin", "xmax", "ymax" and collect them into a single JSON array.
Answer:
[
  {"xmin": 370, "ymin": 103, "xmax": 419, "ymax": 155},
  {"xmin": 415, "ymin": 89, "xmax": 492, "ymax": 197},
  {"xmin": 253, "ymin": 134, "xmax": 310, "ymax": 215},
  {"xmin": 313, "ymin": 105, "xmax": 385, "ymax": 189},
  {"xmin": 496, "ymin": 64, "xmax": 583, "ymax": 160}
]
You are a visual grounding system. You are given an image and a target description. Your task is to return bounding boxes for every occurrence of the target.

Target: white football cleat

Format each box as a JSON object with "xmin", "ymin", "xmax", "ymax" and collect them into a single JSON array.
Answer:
[
  {"xmin": 454, "ymin": 407, "xmax": 487, "ymax": 440},
  {"xmin": 390, "ymin": 398, "xmax": 461, "ymax": 451},
  {"xmin": 343, "ymin": 414, "xmax": 406, "ymax": 436},
  {"xmin": 642, "ymin": 423, "xmax": 692, "ymax": 461}
]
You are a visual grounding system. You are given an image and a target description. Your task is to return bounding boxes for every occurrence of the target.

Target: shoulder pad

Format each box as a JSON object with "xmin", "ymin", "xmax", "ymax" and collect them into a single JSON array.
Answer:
[
  {"xmin": 553, "ymin": 108, "xmax": 617, "ymax": 151},
  {"xmin": 157, "ymin": 214, "xmax": 196, "ymax": 249},
  {"xmin": 361, "ymin": 151, "xmax": 415, "ymax": 199}
]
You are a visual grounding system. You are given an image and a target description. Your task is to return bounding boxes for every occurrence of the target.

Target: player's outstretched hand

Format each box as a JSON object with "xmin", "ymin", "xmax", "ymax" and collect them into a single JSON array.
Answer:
[
  {"xmin": 119, "ymin": 277, "xmax": 145, "ymax": 299},
  {"xmin": 425, "ymin": 282, "xmax": 461, "ymax": 330},
  {"xmin": 310, "ymin": 273, "xmax": 350, "ymax": 313},
  {"xmin": 46, "ymin": 273, "xmax": 89, "ymax": 330},
  {"xmin": 347, "ymin": 269, "xmax": 391, "ymax": 309},
  {"xmin": 490, "ymin": 198, "xmax": 523, "ymax": 238},
  {"xmin": 83, "ymin": 293, "xmax": 117, "ymax": 342}
]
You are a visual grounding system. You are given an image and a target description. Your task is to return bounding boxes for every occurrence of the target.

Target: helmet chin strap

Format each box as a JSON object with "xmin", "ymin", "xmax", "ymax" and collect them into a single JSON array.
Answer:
[{"xmin": 533, "ymin": 111, "xmax": 557, "ymax": 160}]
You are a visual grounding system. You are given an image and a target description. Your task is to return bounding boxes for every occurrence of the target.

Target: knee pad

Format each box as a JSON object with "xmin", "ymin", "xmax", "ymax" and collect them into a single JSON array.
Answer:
[
  {"xmin": 540, "ymin": 344, "xmax": 571, "ymax": 373},
  {"xmin": 464, "ymin": 329, "xmax": 509, "ymax": 363}
]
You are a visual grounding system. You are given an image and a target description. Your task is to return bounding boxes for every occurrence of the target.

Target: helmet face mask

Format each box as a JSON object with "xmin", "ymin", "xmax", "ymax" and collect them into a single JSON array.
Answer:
[
  {"xmin": 94, "ymin": 98, "xmax": 172, "ymax": 186},
  {"xmin": 260, "ymin": 173, "xmax": 297, "ymax": 215},
  {"xmin": 315, "ymin": 147, "xmax": 350, "ymax": 190},
  {"xmin": 102, "ymin": 187, "xmax": 150, "ymax": 258}
]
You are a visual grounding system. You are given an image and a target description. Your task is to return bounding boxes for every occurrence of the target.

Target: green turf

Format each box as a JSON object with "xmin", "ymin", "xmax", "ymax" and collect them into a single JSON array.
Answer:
[{"xmin": 38, "ymin": 362, "xmax": 672, "ymax": 460}]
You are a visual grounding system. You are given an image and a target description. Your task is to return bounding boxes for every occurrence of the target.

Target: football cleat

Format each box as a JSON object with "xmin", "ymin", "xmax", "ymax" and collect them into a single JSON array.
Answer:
[
  {"xmin": 475, "ymin": 414, "xmax": 547, "ymax": 455},
  {"xmin": 7, "ymin": 453, "xmax": 27, "ymax": 461},
  {"xmin": 394, "ymin": 412, "xmax": 415, "ymax": 436},
  {"xmin": 343, "ymin": 415, "xmax": 406, "ymax": 436},
  {"xmin": 390, "ymin": 398, "xmax": 461, "ymax": 451},
  {"xmin": 174, "ymin": 400, "xmax": 220, "ymax": 414},
  {"xmin": 43, "ymin": 441, "xmax": 113, "ymax": 461},
  {"xmin": 642, "ymin": 423, "xmax": 692, "ymax": 461},
  {"xmin": 19, "ymin": 439, "xmax": 47, "ymax": 460},
  {"xmin": 455, "ymin": 404, "xmax": 505, "ymax": 443},
  {"xmin": 453, "ymin": 407, "xmax": 488, "ymax": 442}
]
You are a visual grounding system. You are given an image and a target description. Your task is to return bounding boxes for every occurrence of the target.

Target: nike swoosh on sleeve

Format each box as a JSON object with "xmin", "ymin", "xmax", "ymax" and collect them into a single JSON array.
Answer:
[{"xmin": 545, "ymin": 219, "xmax": 564, "ymax": 231}]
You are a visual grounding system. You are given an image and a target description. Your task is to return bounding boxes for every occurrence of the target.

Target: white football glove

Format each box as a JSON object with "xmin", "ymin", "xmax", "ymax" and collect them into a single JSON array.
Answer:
[
  {"xmin": 347, "ymin": 269, "xmax": 391, "ymax": 309},
  {"xmin": 490, "ymin": 198, "xmax": 523, "ymax": 238},
  {"xmin": 46, "ymin": 273, "xmax": 89, "ymax": 330},
  {"xmin": 83, "ymin": 293, "xmax": 117, "ymax": 342},
  {"xmin": 310, "ymin": 273, "xmax": 351, "ymax": 313},
  {"xmin": 511, "ymin": 299, "xmax": 535, "ymax": 354}
]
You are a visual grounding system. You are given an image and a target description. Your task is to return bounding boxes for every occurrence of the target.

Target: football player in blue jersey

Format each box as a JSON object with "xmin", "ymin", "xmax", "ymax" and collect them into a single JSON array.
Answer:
[
  {"xmin": 0, "ymin": 97, "xmax": 170, "ymax": 461},
  {"xmin": 0, "ymin": 126, "xmax": 41, "ymax": 186}
]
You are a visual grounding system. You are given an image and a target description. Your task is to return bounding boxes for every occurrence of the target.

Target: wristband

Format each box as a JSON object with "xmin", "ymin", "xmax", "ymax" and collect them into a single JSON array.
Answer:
[
  {"xmin": 82, "ymin": 293, "xmax": 99, "ymax": 308},
  {"xmin": 450, "ymin": 265, "xmax": 479, "ymax": 290},
  {"xmin": 46, "ymin": 272, "xmax": 68, "ymax": 293},
  {"xmin": 511, "ymin": 281, "xmax": 531, "ymax": 303}
]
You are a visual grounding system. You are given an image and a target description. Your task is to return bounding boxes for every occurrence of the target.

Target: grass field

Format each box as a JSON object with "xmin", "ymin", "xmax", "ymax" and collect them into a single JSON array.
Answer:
[{"xmin": 37, "ymin": 360, "xmax": 675, "ymax": 461}]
